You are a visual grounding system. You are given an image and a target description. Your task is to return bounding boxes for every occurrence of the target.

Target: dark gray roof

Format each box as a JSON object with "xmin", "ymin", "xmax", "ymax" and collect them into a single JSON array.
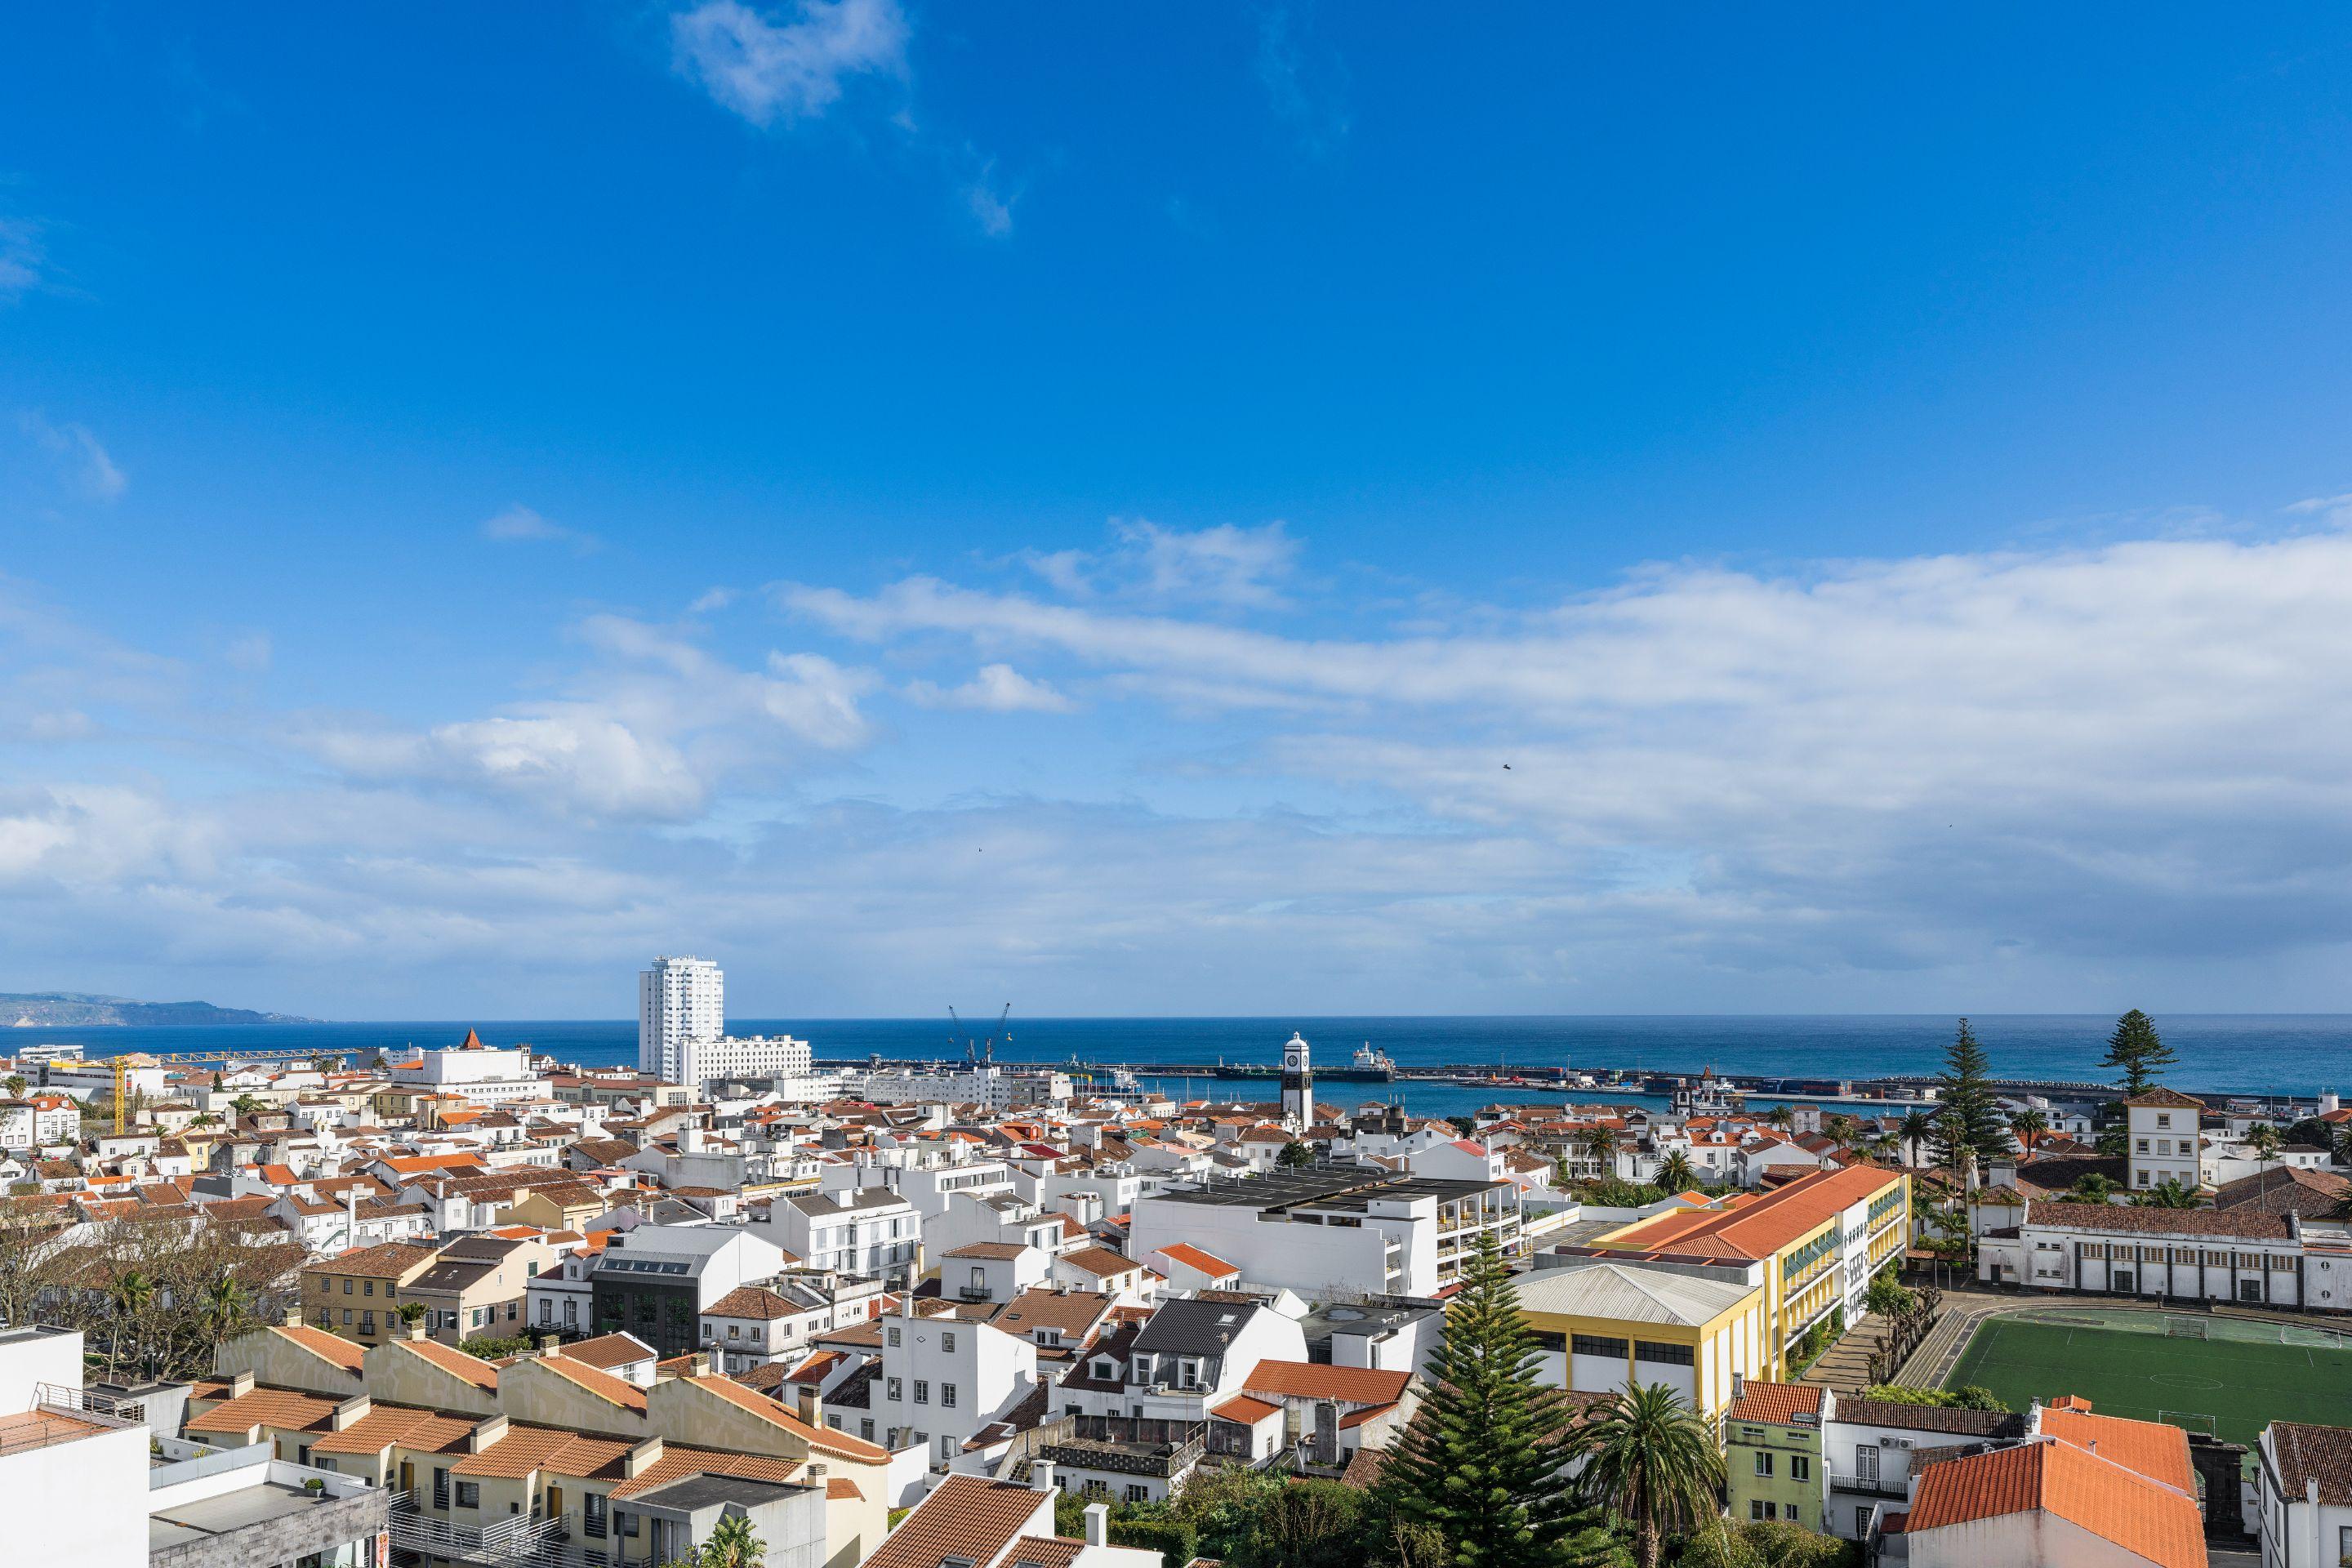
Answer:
[{"xmin": 1133, "ymin": 1297, "xmax": 1264, "ymax": 1357}]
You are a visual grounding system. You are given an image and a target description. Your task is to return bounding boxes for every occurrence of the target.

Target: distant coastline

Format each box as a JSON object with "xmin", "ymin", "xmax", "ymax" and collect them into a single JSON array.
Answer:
[{"xmin": 0, "ymin": 991, "xmax": 315, "ymax": 1028}]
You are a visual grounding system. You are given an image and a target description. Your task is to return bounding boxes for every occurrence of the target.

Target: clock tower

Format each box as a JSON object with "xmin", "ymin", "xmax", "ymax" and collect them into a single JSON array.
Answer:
[{"xmin": 1281, "ymin": 1031, "xmax": 1314, "ymax": 1131}]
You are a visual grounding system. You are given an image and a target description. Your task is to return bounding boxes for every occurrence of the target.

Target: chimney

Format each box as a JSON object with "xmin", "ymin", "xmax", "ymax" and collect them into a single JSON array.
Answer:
[
  {"xmin": 1031, "ymin": 1460, "xmax": 1056, "ymax": 1494},
  {"xmin": 797, "ymin": 1386, "xmax": 822, "ymax": 1428},
  {"xmin": 687, "ymin": 1352, "xmax": 710, "ymax": 1378},
  {"xmin": 1084, "ymin": 1503, "xmax": 1108, "ymax": 1548},
  {"xmin": 537, "ymin": 1334, "xmax": 563, "ymax": 1356},
  {"xmin": 346, "ymin": 1186, "xmax": 359, "ymax": 1241},
  {"xmin": 1731, "ymin": 1372, "xmax": 1744, "ymax": 1403},
  {"xmin": 466, "ymin": 1414, "xmax": 510, "ymax": 1452},
  {"xmin": 624, "ymin": 1436, "xmax": 666, "ymax": 1478},
  {"xmin": 331, "ymin": 1394, "xmax": 372, "ymax": 1431},
  {"xmin": 229, "ymin": 1370, "xmax": 256, "ymax": 1398}
]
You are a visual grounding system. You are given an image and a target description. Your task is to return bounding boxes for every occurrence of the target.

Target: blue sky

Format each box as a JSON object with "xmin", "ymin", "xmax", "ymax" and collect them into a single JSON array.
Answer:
[{"xmin": 6, "ymin": 4, "xmax": 2352, "ymax": 1018}]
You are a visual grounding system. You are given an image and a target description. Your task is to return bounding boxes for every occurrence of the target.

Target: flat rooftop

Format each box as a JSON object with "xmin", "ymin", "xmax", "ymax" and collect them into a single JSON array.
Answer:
[
  {"xmin": 1152, "ymin": 1169, "xmax": 1503, "ymax": 1212},
  {"xmin": 149, "ymin": 1481, "xmax": 341, "ymax": 1552}
]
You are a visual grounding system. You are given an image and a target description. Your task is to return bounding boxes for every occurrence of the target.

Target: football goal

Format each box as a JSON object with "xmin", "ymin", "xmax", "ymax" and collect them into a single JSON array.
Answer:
[
  {"xmin": 2166, "ymin": 1317, "xmax": 2209, "ymax": 1339},
  {"xmin": 2159, "ymin": 1410, "xmax": 2218, "ymax": 1437}
]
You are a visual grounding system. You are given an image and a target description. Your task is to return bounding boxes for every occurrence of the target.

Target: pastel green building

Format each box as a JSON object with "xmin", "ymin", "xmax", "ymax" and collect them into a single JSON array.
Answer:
[{"xmin": 1722, "ymin": 1379, "xmax": 1825, "ymax": 1530}]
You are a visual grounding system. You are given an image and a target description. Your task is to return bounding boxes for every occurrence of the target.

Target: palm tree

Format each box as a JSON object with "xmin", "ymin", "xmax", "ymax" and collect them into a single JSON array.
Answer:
[
  {"xmin": 697, "ymin": 1512, "xmax": 766, "ymax": 1568},
  {"xmin": 188, "ymin": 1111, "xmax": 220, "ymax": 1131},
  {"xmin": 2, "ymin": 1076, "xmax": 23, "ymax": 1098},
  {"xmin": 107, "ymin": 1269, "xmax": 157, "ymax": 1383},
  {"xmin": 2251, "ymin": 1122, "xmax": 2283, "ymax": 1183},
  {"xmin": 1766, "ymin": 1105, "xmax": 1794, "ymax": 1132},
  {"xmin": 228, "ymin": 1094, "xmax": 263, "ymax": 1121},
  {"xmin": 1897, "ymin": 1109, "xmax": 1936, "ymax": 1167},
  {"xmin": 200, "ymin": 1273, "xmax": 252, "ymax": 1343},
  {"xmin": 2135, "ymin": 1178, "xmax": 2203, "ymax": 1209},
  {"xmin": 394, "ymin": 1300, "xmax": 427, "ymax": 1329},
  {"xmin": 1579, "ymin": 1125, "xmax": 1621, "ymax": 1181},
  {"xmin": 1573, "ymin": 1382, "xmax": 1726, "ymax": 1568},
  {"xmin": 2008, "ymin": 1108, "xmax": 2048, "ymax": 1156},
  {"xmin": 1655, "ymin": 1151, "xmax": 1698, "ymax": 1193},
  {"xmin": 1823, "ymin": 1113, "xmax": 1862, "ymax": 1152},
  {"xmin": 2065, "ymin": 1173, "xmax": 2118, "ymax": 1205}
]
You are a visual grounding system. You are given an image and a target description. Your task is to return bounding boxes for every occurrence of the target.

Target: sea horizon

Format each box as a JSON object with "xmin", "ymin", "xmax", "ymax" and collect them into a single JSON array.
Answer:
[{"xmin": 16, "ymin": 1013, "xmax": 2349, "ymax": 1118}]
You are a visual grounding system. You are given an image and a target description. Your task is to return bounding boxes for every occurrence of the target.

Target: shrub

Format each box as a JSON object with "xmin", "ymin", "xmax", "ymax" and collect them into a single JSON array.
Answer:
[{"xmin": 1857, "ymin": 1383, "xmax": 2007, "ymax": 1411}]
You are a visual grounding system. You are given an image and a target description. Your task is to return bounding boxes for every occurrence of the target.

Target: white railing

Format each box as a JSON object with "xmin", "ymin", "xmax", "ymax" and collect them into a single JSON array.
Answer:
[{"xmin": 385, "ymin": 1491, "xmax": 572, "ymax": 1567}]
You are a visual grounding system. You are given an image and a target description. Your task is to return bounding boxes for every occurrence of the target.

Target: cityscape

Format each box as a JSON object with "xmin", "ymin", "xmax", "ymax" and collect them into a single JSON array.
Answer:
[{"xmin": 9, "ymin": 7, "xmax": 2352, "ymax": 1568}]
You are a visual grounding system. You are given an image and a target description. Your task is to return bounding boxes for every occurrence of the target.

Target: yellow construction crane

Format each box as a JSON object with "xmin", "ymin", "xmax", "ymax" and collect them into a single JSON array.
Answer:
[{"xmin": 109, "ymin": 1048, "xmax": 350, "ymax": 1135}]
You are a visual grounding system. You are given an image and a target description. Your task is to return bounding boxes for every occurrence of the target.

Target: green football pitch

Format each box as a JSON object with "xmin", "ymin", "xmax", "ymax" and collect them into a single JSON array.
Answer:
[{"xmin": 1945, "ymin": 1310, "xmax": 2352, "ymax": 1451}]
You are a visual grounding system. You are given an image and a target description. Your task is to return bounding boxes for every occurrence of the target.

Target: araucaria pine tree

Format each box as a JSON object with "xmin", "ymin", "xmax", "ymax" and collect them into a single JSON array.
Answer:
[
  {"xmin": 2098, "ymin": 1009, "xmax": 2176, "ymax": 1098},
  {"xmin": 1380, "ymin": 1232, "xmax": 1626, "ymax": 1568},
  {"xmin": 1930, "ymin": 1018, "xmax": 2009, "ymax": 1169}
]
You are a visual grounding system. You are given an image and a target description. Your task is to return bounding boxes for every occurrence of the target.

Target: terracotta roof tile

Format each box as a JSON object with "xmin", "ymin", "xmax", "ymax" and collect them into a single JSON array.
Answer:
[
  {"xmin": 2038, "ymin": 1404, "xmax": 2194, "ymax": 1493},
  {"xmin": 2270, "ymin": 1421, "xmax": 2352, "ymax": 1508},
  {"xmin": 863, "ymin": 1473, "xmax": 1052, "ymax": 1568},
  {"xmin": 1724, "ymin": 1380, "xmax": 1824, "ymax": 1427},
  {"xmin": 537, "ymin": 1350, "xmax": 647, "ymax": 1411},
  {"xmin": 187, "ymin": 1386, "xmax": 341, "ymax": 1436},
  {"xmin": 685, "ymin": 1374, "xmax": 889, "ymax": 1461},
  {"xmin": 1243, "ymin": 1361, "xmax": 1413, "ymax": 1405},
  {"xmin": 1905, "ymin": 1437, "xmax": 2204, "ymax": 1568},
  {"xmin": 1210, "ymin": 1394, "xmax": 1281, "ymax": 1424},
  {"xmin": 396, "ymin": 1337, "xmax": 501, "ymax": 1392}
]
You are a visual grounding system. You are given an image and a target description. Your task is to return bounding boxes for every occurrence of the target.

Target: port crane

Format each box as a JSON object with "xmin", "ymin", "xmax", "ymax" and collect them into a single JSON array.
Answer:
[
  {"xmin": 947, "ymin": 1004, "xmax": 1013, "ymax": 1067},
  {"xmin": 102, "ymin": 1048, "xmax": 356, "ymax": 1134}
]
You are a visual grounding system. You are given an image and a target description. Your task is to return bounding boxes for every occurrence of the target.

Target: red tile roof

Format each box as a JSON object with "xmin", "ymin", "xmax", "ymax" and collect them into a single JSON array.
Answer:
[
  {"xmin": 862, "ymin": 1473, "xmax": 1051, "ymax": 1568},
  {"xmin": 1723, "ymin": 1380, "xmax": 1823, "ymax": 1427},
  {"xmin": 1243, "ymin": 1360, "xmax": 1413, "ymax": 1405},
  {"xmin": 1905, "ymin": 1437, "xmax": 2204, "ymax": 1568}
]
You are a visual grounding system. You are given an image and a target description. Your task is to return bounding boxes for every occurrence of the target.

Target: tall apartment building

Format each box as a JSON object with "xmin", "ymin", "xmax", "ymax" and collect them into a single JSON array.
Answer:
[{"xmin": 639, "ymin": 954, "xmax": 724, "ymax": 1080}]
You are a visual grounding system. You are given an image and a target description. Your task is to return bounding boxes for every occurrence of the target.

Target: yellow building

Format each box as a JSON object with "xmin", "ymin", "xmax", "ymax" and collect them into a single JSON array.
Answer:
[
  {"xmin": 1585, "ymin": 1165, "xmax": 1909, "ymax": 1375},
  {"xmin": 1517, "ymin": 1259, "xmax": 1767, "ymax": 1417}
]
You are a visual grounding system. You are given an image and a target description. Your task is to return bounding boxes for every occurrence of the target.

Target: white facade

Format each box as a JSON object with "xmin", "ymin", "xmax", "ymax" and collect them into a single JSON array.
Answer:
[
  {"xmin": 2125, "ymin": 1094, "xmax": 2203, "ymax": 1192},
  {"xmin": 676, "ymin": 1034, "xmax": 815, "ymax": 1095},
  {"xmin": 0, "ymin": 1327, "xmax": 153, "ymax": 1568},
  {"xmin": 390, "ymin": 1039, "xmax": 547, "ymax": 1105},
  {"xmin": 875, "ymin": 1305, "xmax": 1038, "ymax": 1468},
  {"xmin": 2260, "ymin": 1425, "xmax": 2352, "ymax": 1568},
  {"xmin": 757, "ymin": 1187, "xmax": 922, "ymax": 1284},
  {"xmin": 639, "ymin": 955, "xmax": 724, "ymax": 1080}
]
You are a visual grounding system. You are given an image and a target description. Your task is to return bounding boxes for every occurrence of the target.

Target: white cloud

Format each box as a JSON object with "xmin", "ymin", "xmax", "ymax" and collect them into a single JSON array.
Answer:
[
  {"xmin": 298, "ymin": 615, "xmax": 876, "ymax": 821},
  {"xmin": 1254, "ymin": 6, "xmax": 1351, "ymax": 158},
  {"xmin": 670, "ymin": 0, "xmax": 906, "ymax": 127},
  {"xmin": 964, "ymin": 160, "xmax": 1016, "ymax": 238},
  {"xmin": 16, "ymin": 523, "xmax": 2352, "ymax": 1013},
  {"xmin": 480, "ymin": 503, "xmax": 599, "ymax": 552},
  {"xmin": 0, "ymin": 217, "xmax": 42, "ymax": 303},
  {"xmin": 904, "ymin": 663, "xmax": 1072, "ymax": 713},
  {"xmin": 1016, "ymin": 518, "xmax": 1299, "ymax": 608},
  {"xmin": 225, "ymin": 632, "xmax": 272, "ymax": 673},
  {"xmin": 20, "ymin": 413, "xmax": 126, "ymax": 502}
]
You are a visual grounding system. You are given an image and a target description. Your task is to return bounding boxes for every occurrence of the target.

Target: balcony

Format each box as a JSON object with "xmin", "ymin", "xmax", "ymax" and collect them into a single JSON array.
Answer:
[
  {"xmin": 1829, "ymin": 1472, "xmax": 1909, "ymax": 1502},
  {"xmin": 0, "ymin": 1382, "xmax": 145, "ymax": 1458},
  {"xmin": 385, "ymin": 1490, "xmax": 573, "ymax": 1567},
  {"xmin": 1043, "ymin": 1418, "xmax": 1209, "ymax": 1479}
]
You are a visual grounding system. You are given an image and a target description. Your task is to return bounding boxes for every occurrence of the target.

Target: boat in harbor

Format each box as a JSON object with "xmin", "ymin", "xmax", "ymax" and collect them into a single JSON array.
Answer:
[{"xmin": 1210, "ymin": 1036, "xmax": 1397, "ymax": 1082}]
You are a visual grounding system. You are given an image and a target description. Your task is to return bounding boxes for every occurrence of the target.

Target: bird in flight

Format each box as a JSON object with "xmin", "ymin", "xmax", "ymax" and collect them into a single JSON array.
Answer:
[{"xmin": 1503, "ymin": 763, "xmax": 1512, "ymax": 770}]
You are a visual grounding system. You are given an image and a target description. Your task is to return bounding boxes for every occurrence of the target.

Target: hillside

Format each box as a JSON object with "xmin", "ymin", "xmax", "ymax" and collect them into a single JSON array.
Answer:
[{"xmin": 0, "ymin": 992, "xmax": 314, "ymax": 1027}]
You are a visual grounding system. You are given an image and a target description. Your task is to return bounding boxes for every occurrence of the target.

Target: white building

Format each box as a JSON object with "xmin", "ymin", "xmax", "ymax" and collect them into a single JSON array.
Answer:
[
  {"xmin": 639, "ymin": 954, "xmax": 724, "ymax": 1080},
  {"xmin": 671, "ymin": 1033, "xmax": 826, "ymax": 1098},
  {"xmin": 2125, "ymin": 1087, "xmax": 2206, "ymax": 1193},
  {"xmin": 0, "ymin": 1094, "xmax": 79, "ymax": 1150},
  {"xmin": 2260, "ymin": 1420, "xmax": 2352, "ymax": 1568},
  {"xmin": 758, "ymin": 1187, "xmax": 923, "ymax": 1285},
  {"xmin": 388, "ymin": 1029, "xmax": 548, "ymax": 1106},
  {"xmin": 840, "ymin": 1065, "xmax": 1072, "ymax": 1110},
  {"xmin": 874, "ymin": 1301, "xmax": 1039, "ymax": 1469},
  {"xmin": 1979, "ymin": 1198, "xmax": 2352, "ymax": 1310},
  {"xmin": 1128, "ymin": 1169, "xmax": 1520, "ymax": 1298}
]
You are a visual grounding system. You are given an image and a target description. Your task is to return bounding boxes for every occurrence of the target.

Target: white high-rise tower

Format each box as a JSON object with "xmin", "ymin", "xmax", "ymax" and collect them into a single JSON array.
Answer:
[{"xmin": 639, "ymin": 955, "xmax": 723, "ymax": 1080}]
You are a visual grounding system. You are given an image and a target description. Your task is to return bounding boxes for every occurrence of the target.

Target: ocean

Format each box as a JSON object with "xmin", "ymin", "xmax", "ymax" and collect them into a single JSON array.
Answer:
[{"xmin": 13, "ymin": 1014, "xmax": 2350, "ymax": 1121}]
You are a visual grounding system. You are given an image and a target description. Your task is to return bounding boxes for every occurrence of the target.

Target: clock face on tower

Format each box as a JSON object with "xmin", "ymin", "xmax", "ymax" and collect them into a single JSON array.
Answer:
[{"xmin": 1285, "ymin": 1049, "xmax": 1301, "ymax": 1070}]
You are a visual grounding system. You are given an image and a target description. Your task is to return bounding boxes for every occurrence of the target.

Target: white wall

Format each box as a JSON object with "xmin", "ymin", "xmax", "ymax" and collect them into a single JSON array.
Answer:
[{"xmin": 0, "ymin": 1419, "xmax": 149, "ymax": 1568}]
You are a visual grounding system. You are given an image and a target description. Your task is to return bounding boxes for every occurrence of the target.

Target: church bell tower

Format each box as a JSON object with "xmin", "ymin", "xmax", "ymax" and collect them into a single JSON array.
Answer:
[{"xmin": 1281, "ymin": 1031, "xmax": 1314, "ymax": 1131}]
